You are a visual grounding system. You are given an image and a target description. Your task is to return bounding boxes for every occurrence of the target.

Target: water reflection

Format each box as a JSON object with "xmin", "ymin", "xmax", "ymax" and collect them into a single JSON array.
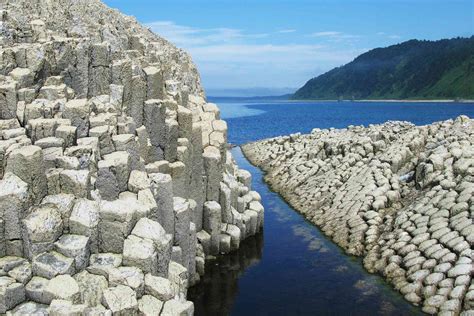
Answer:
[
  {"xmin": 188, "ymin": 233, "xmax": 264, "ymax": 315},
  {"xmin": 188, "ymin": 148, "xmax": 422, "ymax": 315}
]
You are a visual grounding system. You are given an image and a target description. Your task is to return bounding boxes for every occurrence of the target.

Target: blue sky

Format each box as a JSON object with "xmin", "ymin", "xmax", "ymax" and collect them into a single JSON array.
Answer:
[{"xmin": 104, "ymin": 0, "xmax": 473, "ymax": 91}]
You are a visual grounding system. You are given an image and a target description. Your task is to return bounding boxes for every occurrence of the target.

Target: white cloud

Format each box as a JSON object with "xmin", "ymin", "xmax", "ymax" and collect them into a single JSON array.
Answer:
[
  {"xmin": 278, "ymin": 29, "xmax": 297, "ymax": 33},
  {"xmin": 310, "ymin": 31, "xmax": 342, "ymax": 37},
  {"xmin": 376, "ymin": 32, "xmax": 402, "ymax": 40},
  {"xmin": 146, "ymin": 21, "xmax": 268, "ymax": 47},
  {"xmin": 189, "ymin": 44, "xmax": 355, "ymax": 64},
  {"xmin": 190, "ymin": 44, "xmax": 365, "ymax": 88},
  {"xmin": 308, "ymin": 31, "xmax": 361, "ymax": 43},
  {"xmin": 388, "ymin": 34, "xmax": 402, "ymax": 39},
  {"xmin": 146, "ymin": 21, "xmax": 365, "ymax": 89}
]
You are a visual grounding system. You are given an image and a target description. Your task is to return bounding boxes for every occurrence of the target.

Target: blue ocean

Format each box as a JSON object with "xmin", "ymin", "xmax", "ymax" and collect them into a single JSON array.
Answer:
[{"xmin": 212, "ymin": 98, "xmax": 474, "ymax": 145}]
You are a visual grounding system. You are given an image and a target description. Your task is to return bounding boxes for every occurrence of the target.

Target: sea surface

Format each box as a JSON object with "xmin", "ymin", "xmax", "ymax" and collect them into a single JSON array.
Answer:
[
  {"xmin": 211, "ymin": 98, "xmax": 474, "ymax": 145},
  {"xmin": 188, "ymin": 99, "xmax": 474, "ymax": 315}
]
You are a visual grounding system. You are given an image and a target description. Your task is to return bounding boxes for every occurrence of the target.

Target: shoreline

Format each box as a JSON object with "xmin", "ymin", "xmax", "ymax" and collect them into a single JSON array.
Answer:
[
  {"xmin": 287, "ymin": 99, "xmax": 474, "ymax": 103},
  {"xmin": 213, "ymin": 97, "xmax": 474, "ymax": 104}
]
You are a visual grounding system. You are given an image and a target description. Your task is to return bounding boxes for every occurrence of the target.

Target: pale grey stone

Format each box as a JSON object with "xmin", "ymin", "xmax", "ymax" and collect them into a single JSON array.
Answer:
[
  {"xmin": 44, "ymin": 274, "xmax": 80, "ymax": 304},
  {"xmin": 108, "ymin": 267, "xmax": 144, "ymax": 298},
  {"xmin": 161, "ymin": 299, "xmax": 194, "ymax": 316},
  {"xmin": 74, "ymin": 270, "xmax": 108, "ymax": 307},
  {"xmin": 0, "ymin": 276, "xmax": 25, "ymax": 313},
  {"xmin": 138, "ymin": 295, "xmax": 163, "ymax": 316},
  {"xmin": 32, "ymin": 251, "xmax": 74, "ymax": 279},
  {"xmin": 54, "ymin": 234, "xmax": 90, "ymax": 271},
  {"xmin": 25, "ymin": 276, "xmax": 50, "ymax": 304},
  {"xmin": 102, "ymin": 285, "xmax": 138, "ymax": 316}
]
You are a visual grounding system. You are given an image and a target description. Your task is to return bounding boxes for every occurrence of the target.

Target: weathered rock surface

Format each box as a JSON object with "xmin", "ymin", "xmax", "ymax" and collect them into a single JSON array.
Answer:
[
  {"xmin": 243, "ymin": 117, "xmax": 473, "ymax": 315},
  {"xmin": 0, "ymin": 0, "xmax": 264, "ymax": 314}
]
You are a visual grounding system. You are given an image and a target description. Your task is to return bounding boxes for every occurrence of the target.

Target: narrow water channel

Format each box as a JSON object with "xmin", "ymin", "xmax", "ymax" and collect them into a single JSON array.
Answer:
[{"xmin": 188, "ymin": 147, "xmax": 423, "ymax": 315}]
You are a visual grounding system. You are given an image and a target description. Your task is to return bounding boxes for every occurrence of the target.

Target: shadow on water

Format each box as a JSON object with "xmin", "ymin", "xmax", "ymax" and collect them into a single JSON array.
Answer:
[
  {"xmin": 188, "ymin": 147, "xmax": 424, "ymax": 316},
  {"xmin": 188, "ymin": 233, "xmax": 264, "ymax": 315}
]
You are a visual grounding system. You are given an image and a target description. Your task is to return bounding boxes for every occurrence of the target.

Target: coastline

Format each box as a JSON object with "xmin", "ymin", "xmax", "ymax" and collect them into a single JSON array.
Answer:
[
  {"xmin": 356, "ymin": 99, "xmax": 474, "ymax": 104},
  {"xmin": 286, "ymin": 98, "xmax": 474, "ymax": 103}
]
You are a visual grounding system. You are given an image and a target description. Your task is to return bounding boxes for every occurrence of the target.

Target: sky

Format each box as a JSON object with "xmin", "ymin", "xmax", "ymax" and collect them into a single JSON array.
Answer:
[{"xmin": 103, "ymin": 0, "xmax": 473, "ymax": 93}]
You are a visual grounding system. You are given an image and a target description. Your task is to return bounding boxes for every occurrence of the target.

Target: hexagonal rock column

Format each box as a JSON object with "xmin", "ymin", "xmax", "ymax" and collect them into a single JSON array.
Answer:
[
  {"xmin": 173, "ymin": 197, "xmax": 192, "ymax": 271},
  {"xmin": 0, "ymin": 276, "xmax": 26, "ymax": 313},
  {"xmin": 0, "ymin": 173, "xmax": 30, "ymax": 256},
  {"xmin": 102, "ymin": 285, "xmax": 138, "ymax": 315},
  {"xmin": 203, "ymin": 146, "xmax": 222, "ymax": 202},
  {"xmin": 203, "ymin": 201, "xmax": 222, "ymax": 256},
  {"xmin": 98, "ymin": 199, "xmax": 138, "ymax": 253},
  {"xmin": 6, "ymin": 145, "xmax": 46, "ymax": 205},
  {"xmin": 21, "ymin": 204, "xmax": 63, "ymax": 259},
  {"xmin": 128, "ymin": 218, "xmax": 172, "ymax": 278},
  {"xmin": 149, "ymin": 173, "xmax": 175, "ymax": 236},
  {"xmin": 96, "ymin": 151, "xmax": 131, "ymax": 201}
]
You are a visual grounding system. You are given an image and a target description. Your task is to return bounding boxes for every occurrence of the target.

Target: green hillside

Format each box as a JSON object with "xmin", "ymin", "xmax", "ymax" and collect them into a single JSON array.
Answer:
[{"xmin": 293, "ymin": 37, "xmax": 474, "ymax": 100}]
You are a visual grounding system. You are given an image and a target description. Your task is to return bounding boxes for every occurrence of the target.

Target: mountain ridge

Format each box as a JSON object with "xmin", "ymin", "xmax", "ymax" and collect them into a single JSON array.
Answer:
[{"xmin": 293, "ymin": 37, "xmax": 474, "ymax": 100}]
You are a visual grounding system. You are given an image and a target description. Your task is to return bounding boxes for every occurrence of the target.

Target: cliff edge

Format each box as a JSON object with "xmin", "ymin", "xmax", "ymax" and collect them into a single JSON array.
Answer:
[{"xmin": 0, "ymin": 0, "xmax": 264, "ymax": 314}]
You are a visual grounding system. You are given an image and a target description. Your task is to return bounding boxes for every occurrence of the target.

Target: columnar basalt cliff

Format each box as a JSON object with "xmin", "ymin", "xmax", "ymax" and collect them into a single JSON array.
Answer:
[
  {"xmin": 243, "ymin": 117, "xmax": 473, "ymax": 315},
  {"xmin": 0, "ymin": 0, "xmax": 263, "ymax": 314}
]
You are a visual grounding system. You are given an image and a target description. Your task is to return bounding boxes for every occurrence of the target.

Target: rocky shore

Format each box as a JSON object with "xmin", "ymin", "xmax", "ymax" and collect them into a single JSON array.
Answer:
[
  {"xmin": 243, "ymin": 117, "xmax": 473, "ymax": 315},
  {"xmin": 0, "ymin": 0, "xmax": 263, "ymax": 314}
]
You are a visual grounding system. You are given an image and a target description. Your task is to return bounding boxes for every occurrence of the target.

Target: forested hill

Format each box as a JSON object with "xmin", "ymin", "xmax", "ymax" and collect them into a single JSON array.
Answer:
[{"xmin": 292, "ymin": 37, "xmax": 474, "ymax": 100}]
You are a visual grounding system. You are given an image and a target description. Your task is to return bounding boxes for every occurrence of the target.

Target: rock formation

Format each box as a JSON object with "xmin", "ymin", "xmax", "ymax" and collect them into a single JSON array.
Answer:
[
  {"xmin": 0, "ymin": 0, "xmax": 264, "ymax": 314},
  {"xmin": 243, "ymin": 117, "xmax": 473, "ymax": 315}
]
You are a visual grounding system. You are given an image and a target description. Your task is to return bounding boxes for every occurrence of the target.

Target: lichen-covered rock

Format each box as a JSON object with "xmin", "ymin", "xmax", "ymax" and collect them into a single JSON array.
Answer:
[
  {"xmin": 31, "ymin": 252, "xmax": 74, "ymax": 279},
  {"xmin": 0, "ymin": 276, "xmax": 25, "ymax": 313},
  {"xmin": 5, "ymin": 146, "xmax": 46, "ymax": 204},
  {"xmin": 22, "ymin": 204, "xmax": 63, "ymax": 259},
  {"xmin": 130, "ymin": 218, "xmax": 172, "ymax": 278},
  {"xmin": 0, "ymin": 173, "xmax": 30, "ymax": 256},
  {"xmin": 144, "ymin": 273, "xmax": 175, "ymax": 301},
  {"xmin": 102, "ymin": 285, "xmax": 138, "ymax": 316},
  {"xmin": 25, "ymin": 277, "xmax": 50, "ymax": 304},
  {"xmin": 138, "ymin": 295, "xmax": 163, "ymax": 316},
  {"xmin": 44, "ymin": 274, "xmax": 80, "ymax": 304},
  {"xmin": 108, "ymin": 266, "xmax": 145, "ymax": 298},
  {"xmin": 5, "ymin": 301, "xmax": 49, "ymax": 315},
  {"xmin": 48, "ymin": 299, "xmax": 87, "ymax": 316},
  {"xmin": 54, "ymin": 234, "xmax": 90, "ymax": 271},
  {"xmin": 73, "ymin": 270, "xmax": 108, "ymax": 307}
]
